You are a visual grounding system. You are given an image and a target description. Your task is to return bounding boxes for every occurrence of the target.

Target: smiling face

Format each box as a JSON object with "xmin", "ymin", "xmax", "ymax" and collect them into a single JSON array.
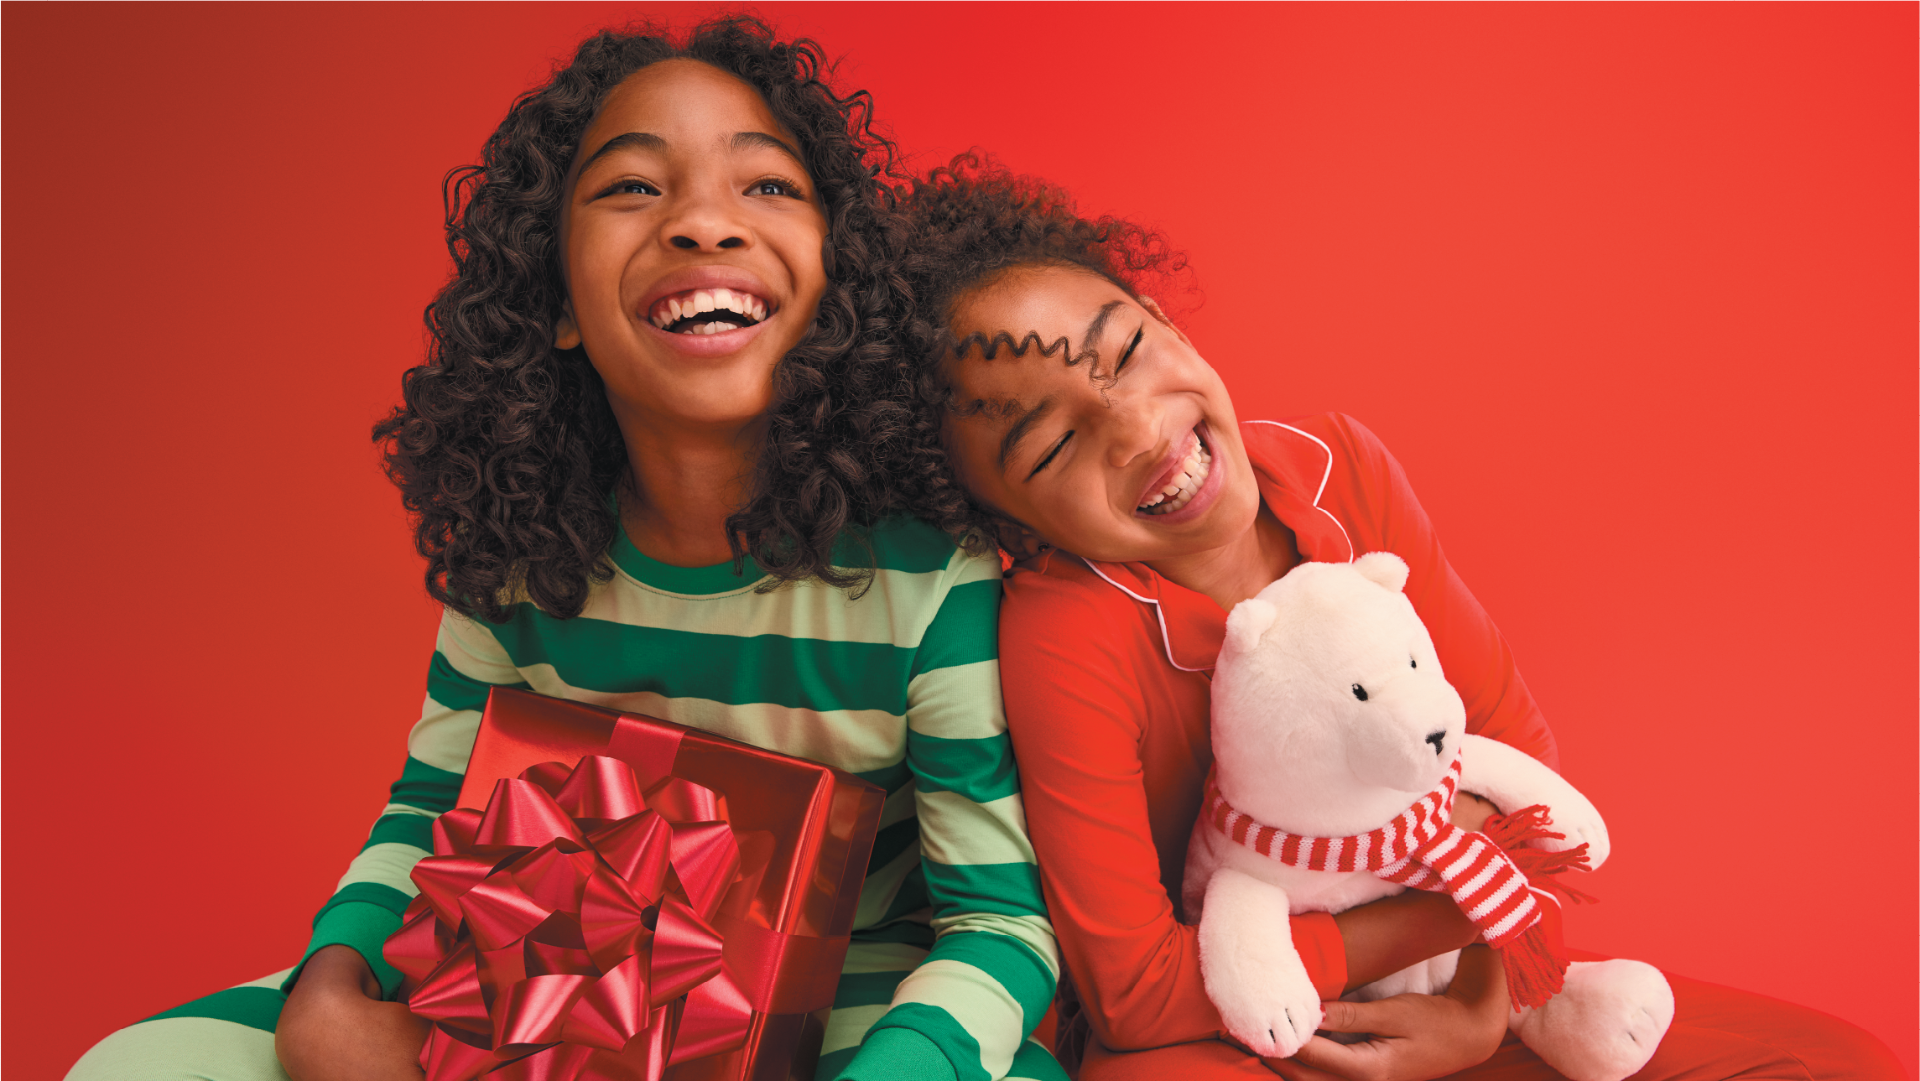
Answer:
[
  {"xmin": 556, "ymin": 59, "xmax": 828, "ymax": 437},
  {"xmin": 943, "ymin": 265, "xmax": 1263, "ymax": 564}
]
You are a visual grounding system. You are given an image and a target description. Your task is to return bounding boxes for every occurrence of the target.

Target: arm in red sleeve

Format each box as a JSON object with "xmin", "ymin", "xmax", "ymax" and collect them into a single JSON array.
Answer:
[
  {"xmin": 998, "ymin": 566, "xmax": 1344, "ymax": 1052},
  {"xmin": 1316, "ymin": 414, "xmax": 1561, "ymax": 770}
]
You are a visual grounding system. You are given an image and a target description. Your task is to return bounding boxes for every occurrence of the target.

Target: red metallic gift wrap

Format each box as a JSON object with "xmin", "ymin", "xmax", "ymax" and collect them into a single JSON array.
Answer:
[{"xmin": 384, "ymin": 688, "xmax": 886, "ymax": 1081}]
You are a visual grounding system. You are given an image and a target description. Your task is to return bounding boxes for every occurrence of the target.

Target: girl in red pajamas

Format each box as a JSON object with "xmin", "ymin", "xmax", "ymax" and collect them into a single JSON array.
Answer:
[{"xmin": 872, "ymin": 158, "xmax": 1906, "ymax": 1081}]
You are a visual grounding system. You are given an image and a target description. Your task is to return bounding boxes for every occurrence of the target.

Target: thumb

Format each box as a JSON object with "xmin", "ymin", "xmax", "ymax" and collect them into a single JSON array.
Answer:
[
  {"xmin": 1314, "ymin": 997, "xmax": 1416, "ymax": 1037},
  {"xmin": 1314, "ymin": 998, "xmax": 1376, "ymax": 1034}
]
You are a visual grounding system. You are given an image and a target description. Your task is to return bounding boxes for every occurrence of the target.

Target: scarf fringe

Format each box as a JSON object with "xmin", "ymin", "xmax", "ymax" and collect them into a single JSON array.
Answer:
[
  {"xmin": 1480, "ymin": 804, "xmax": 1590, "ymax": 1008},
  {"xmin": 1498, "ymin": 890, "xmax": 1568, "ymax": 1011},
  {"xmin": 1483, "ymin": 805, "xmax": 1598, "ymax": 904}
]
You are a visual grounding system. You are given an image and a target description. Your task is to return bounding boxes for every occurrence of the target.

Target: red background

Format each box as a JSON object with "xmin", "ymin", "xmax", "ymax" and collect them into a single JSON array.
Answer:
[{"xmin": 4, "ymin": 3, "xmax": 1914, "ymax": 1077}]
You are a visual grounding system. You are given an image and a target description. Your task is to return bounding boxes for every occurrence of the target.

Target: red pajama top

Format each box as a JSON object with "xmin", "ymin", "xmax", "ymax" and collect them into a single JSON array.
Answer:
[{"xmin": 999, "ymin": 413, "xmax": 1559, "ymax": 1053}]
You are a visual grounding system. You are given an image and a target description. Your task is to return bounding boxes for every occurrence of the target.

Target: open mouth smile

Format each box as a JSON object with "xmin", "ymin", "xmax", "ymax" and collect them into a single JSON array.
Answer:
[
  {"xmin": 1138, "ymin": 427, "xmax": 1213, "ymax": 515},
  {"xmin": 646, "ymin": 287, "xmax": 773, "ymax": 336}
]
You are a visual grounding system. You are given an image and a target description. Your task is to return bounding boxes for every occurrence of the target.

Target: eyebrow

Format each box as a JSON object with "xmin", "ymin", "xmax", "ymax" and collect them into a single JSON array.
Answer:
[
  {"xmin": 1078, "ymin": 301, "xmax": 1125, "ymax": 368},
  {"xmin": 996, "ymin": 395, "xmax": 1056, "ymax": 473},
  {"xmin": 578, "ymin": 131, "xmax": 667, "ymax": 171},
  {"xmin": 731, "ymin": 130, "xmax": 807, "ymax": 169},
  {"xmin": 578, "ymin": 129, "xmax": 807, "ymax": 175}
]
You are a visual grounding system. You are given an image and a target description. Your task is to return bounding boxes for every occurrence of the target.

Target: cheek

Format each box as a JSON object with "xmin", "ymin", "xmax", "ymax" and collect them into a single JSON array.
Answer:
[
  {"xmin": 791, "ymin": 230, "xmax": 829, "ymax": 303},
  {"xmin": 567, "ymin": 231, "xmax": 634, "ymax": 317}
]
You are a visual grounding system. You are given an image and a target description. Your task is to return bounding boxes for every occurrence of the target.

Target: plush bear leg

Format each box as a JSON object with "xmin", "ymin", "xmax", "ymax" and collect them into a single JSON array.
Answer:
[
  {"xmin": 1196, "ymin": 868, "xmax": 1321, "ymax": 1059},
  {"xmin": 1509, "ymin": 959, "xmax": 1675, "ymax": 1081}
]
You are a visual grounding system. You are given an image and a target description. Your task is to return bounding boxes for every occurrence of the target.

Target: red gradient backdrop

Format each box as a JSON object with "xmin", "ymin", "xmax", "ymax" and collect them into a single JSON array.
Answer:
[{"xmin": 4, "ymin": 3, "xmax": 1914, "ymax": 1077}]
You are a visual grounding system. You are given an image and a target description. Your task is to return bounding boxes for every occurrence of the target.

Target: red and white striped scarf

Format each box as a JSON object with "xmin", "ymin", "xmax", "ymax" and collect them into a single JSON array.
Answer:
[{"xmin": 1201, "ymin": 755, "xmax": 1572, "ymax": 1009}]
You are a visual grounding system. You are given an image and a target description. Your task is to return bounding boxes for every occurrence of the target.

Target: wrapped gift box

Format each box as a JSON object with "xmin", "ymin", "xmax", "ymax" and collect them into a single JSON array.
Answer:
[{"xmin": 385, "ymin": 687, "xmax": 886, "ymax": 1081}]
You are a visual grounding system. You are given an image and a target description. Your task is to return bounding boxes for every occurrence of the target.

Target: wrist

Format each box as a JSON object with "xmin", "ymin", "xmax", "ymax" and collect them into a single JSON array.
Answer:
[
  {"xmin": 295, "ymin": 944, "xmax": 382, "ymax": 1000},
  {"xmin": 1446, "ymin": 946, "xmax": 1506, "ymax": 1005}
]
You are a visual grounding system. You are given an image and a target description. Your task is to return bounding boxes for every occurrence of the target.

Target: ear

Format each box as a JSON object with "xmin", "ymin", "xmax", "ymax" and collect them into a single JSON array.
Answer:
[
  {"xmin": 1136, "ymin": 295, "xmax": 1195, "ymax": 349},
  {"xmin": 1353, "ymin": 552, "xmax": 1410, "ymax": 593},
  {"xmin": 555, "ymin": 302, "xmax": 582, "ymax": 350},
  {"xmin": 1224, "ymin": 597, "xmax": 1279, "ymax": 655},
  {"xmin": 992, "ymin": 520, "xmax": 1050, "ymax": 564}
]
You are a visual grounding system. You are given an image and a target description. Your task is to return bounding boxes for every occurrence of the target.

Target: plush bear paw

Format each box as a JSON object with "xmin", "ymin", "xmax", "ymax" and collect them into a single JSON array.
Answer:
[
  {"xmin": 1211, "ymin": 952, "xmax": 1323, "ymax": 1059},
  {"xmin": 1511, "ymin": 959, "xmax": 1674, "ymax": 1081},
  {"xmin": 1197, "ymin": 870, "xmax": 1323, "ymax": 1058}
]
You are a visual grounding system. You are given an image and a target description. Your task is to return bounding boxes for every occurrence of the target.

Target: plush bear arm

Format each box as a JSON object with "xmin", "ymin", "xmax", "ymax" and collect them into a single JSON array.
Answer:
[
  {"xmin": 1197, "ymin": 869, "xmax": 1321, "ymax": 1059},
  {"xmin": 1460, "ymin": 734, "xmax": 1610, "ymax": 867}
]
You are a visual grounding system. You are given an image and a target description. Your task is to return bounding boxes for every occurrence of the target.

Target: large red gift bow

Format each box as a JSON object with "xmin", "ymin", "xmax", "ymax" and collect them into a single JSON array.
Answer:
[
  {"xmin": 385, "ymin": 752, "xmax": 826, "ymax": 1081},
  {"xmin": 386, "ymin": 755, "xmax": 736, "ymax": 1080}
]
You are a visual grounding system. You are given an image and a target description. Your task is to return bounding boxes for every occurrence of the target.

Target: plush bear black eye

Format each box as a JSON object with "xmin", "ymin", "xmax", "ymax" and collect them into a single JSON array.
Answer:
[
  {"xmin": 1352, "ymin": 683, "xmax": 1369, "ymax": 701},
  {"xmin": 1410, "ymin": 656, "xmax": 1417, "ymax": 668}
]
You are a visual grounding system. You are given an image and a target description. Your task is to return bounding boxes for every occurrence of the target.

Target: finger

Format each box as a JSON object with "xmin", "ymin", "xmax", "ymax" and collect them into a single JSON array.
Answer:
[
  {"xmin": 1289, "ymin": 1033, "xmax": 1402, "ymax": 1081},
  {"xmin": 1316, "ymin": 995, "xmax": 1422, "ymax": 1037},
  {"xmin": 1315, "ymin": 998, "xmax": 1390, "ymax": 1034}
]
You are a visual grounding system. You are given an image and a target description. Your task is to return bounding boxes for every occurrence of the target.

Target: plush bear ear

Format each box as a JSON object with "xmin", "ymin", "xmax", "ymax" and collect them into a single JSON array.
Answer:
[
  {"xmin": 1354, "ymin": 552, "xmax": 1410, "ymax": 593},
  {"xmin": 1224, "ymin": 597, "xmax": 1280, "ymax": 655}
]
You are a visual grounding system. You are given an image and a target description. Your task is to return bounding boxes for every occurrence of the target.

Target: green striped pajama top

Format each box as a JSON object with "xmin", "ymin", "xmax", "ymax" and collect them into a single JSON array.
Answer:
[{"xmin": 297, "ymin": 516, "xmax": 1060, "ymax": 1081}]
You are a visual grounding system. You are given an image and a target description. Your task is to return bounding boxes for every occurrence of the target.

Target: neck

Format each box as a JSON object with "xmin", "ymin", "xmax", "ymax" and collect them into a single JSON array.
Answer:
[
  {"xmin": 1147, "ymin": 501, "xmax": 1299, "ymax": 612},
  {"xmin": 613, "ymin": 406, "xmax": 764, "ymax": 569}
]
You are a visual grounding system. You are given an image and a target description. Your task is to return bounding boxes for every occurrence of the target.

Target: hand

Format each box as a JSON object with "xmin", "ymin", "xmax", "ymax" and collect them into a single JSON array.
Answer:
[
  {"xmin": 1450, "ymin": 791, "xmax": 1499, "ymax": 833},
  {"xmin": 276, "ymin": 945, "xmax": 429, "ymax": 1081},
  {"xmin": 1262, "ymin": 946, "xmax": 1508, "ymax": 1081}
]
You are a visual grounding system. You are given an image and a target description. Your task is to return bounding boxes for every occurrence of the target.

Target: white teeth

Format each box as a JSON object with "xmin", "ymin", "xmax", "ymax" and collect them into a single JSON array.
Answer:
[
  {"xmin": 649, "ymin": 289, "xmax": 772, "ymax": 331},
  {"xmin": 1138, "ymin": 434, "xmax": 1213, "ymax": 515}
]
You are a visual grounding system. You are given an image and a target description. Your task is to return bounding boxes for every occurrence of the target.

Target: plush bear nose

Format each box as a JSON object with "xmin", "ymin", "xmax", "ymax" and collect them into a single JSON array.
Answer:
[{"xmin": 1425, "ymin": 731, "xmax": 1446, "ymax": 756}]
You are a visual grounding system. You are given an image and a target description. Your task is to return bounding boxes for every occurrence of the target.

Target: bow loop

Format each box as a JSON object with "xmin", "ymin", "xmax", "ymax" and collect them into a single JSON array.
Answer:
[
  {"xmin": 586, "ymin": 811, "xmax": 673, "ymax": 898},
  {"xmin": 392, "ymin": 755, "xmax": 753, "ymax": 1080},
  {"xmin": 664, "ymin": 822, "xmax": 740, "ymax": 922},
  {"xmin": 434, "ymin": 807, "xmax": 485, "ymax": 857},
  {"xmin": 556, "ymin": 756, "xmax": 649, "ymax": 827},
  {"xmin": 647, "ymin": 895, "xmax": 725, "ymax": 1007}
]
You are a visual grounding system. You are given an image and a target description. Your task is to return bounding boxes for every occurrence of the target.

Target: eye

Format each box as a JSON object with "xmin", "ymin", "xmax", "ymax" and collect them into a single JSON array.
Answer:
[
  {"xmin": 1112, "ymin": 327, "xmax": 1144, "ymax": 376},
  {"xmin": 1410, "ymin": 656, "xmax": 1417, "ymax": 668},
  {"xmin": 600, "ymin": 179, "xmax": 660, "ymax": 198},
  {"xmin": 749, "ymin": 177, "xmax": 803, "ymax": 198},
  {"xmin": 1027, "ymin": 431, "xmax": 1073, "ymax": 480},
  {"xmin": 1352, "ymin": 683, "xmax": 1369, "ymax": 702}
]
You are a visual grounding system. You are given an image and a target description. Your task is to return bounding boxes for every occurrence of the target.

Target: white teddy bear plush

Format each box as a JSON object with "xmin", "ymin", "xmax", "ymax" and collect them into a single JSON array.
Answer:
[{"xmin": 1184, "ymin": 553, "xmax": 1674, "ymax": 1081}]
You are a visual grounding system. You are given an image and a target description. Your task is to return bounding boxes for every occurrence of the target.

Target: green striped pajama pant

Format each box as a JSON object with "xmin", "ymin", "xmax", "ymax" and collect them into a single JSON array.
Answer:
[{"xmin": 66, "ymin": 942, "xmax": 1066, "ymax": 1081}]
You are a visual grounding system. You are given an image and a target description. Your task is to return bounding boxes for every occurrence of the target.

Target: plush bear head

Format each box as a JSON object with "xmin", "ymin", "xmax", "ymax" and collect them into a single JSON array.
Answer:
[{"xmin": 1210, "ymin": 552, "xmax": 1467, "ymax": 838}]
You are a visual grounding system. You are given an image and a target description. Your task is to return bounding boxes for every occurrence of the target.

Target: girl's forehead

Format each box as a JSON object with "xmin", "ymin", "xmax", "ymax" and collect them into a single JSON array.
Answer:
[
  {"xmin": 579, "ymin": 59, "xmax": 796, "ymax": 163},
  {"xmin": 953, "ymin": 266, "xmax": 1131, "ymax": 337}
]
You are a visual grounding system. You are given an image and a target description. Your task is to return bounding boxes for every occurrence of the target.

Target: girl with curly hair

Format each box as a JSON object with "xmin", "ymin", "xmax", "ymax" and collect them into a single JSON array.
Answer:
[
  {"xmin": 68, "ymin": 23, "xmax": 1061, "ymax": 1081},
  {"xmin": 878, "ymin": 158, "xmax": 1905, "ymax": 1081}
]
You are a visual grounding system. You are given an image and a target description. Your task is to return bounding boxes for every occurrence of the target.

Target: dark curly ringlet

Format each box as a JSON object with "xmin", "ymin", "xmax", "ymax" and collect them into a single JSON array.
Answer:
[
  {"xmin": 886, "ymin": 153, "xmax": 1191, "ymax": 553},
  {"xmin": 374, "ymin": 15, "xmax": 916, "ymax": 623}
]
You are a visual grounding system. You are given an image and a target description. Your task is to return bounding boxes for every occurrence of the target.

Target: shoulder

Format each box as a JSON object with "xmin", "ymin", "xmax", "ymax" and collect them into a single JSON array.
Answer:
[
  {"xmin": 1242, "ymin": 413, "xmax": 1409, "ymax": 514},
  {"xmin": 1002, "ymin": 550, "xmax": 1156, "ymax": 647},
  {"xmin": 841, "ymin": 515, "xmax": 1000, "ymax": 590},
  {"xmin": 1241, "ymin": 414, "xmax": 1396, "ymax": 486}
]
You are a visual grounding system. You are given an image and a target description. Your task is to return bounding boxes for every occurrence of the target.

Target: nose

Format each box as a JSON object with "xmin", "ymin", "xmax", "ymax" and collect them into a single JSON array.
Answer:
[
  {"xmin": 670, "ymin": 234, "xmax": 744, "ymax": 249},
  {"xmin": 1425, "ymin": 731, "xmax": 1446, "ymax": 756},
  {"xmin": 1101, "ymin": 392, "xmax": 1165, "ymax": 470},
  {"xmin": 658, "ymin": 186, "xmax": 750, "ymax": 253}
]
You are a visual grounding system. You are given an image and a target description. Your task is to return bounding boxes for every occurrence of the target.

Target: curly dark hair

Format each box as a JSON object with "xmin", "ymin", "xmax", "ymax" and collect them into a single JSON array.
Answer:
[
  {"xmin": 884, "ymin": 154, "xmax": 1190, "ymax": 552},
  {"xmin": 373, "ymin": 15, "xmax": 915, "ymax": 622}
]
